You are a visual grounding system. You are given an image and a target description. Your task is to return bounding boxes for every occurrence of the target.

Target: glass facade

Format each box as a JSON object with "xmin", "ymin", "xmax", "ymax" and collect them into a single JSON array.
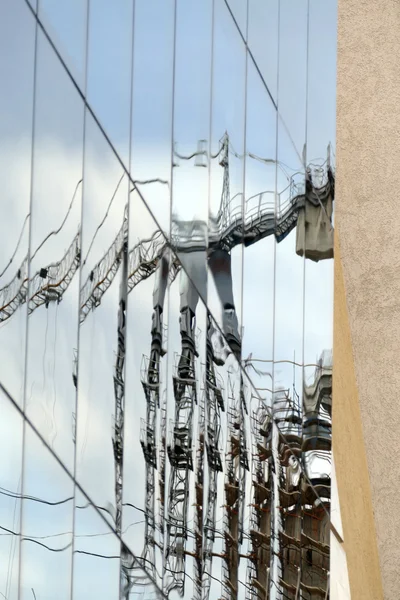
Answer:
[{"xmin": 0, "ymin": 1, "xmax": 336, "ymax": 599}]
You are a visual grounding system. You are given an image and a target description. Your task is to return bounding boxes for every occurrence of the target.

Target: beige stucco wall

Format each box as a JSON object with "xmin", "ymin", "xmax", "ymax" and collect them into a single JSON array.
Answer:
[
  {"xmin": 333, "ymin": 240, "xmax": 383, "ymax": 599},
  {"xmin": 335, "ymin": 0, "xmax": 400, "ymax": 597},
  {"xmin": 330, "ymin": 455, "xmax": 351, "ymax": 600}
]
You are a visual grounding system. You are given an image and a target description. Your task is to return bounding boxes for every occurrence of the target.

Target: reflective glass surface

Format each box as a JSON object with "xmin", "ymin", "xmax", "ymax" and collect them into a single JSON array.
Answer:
[
  {"xmin": 86, "ymin": 0, "xmax": 134, "ymax": 165},
  {"xmin": 25, "ymin": 26, "xmax": 84, "ymax": 473},
  {"xmin": 0, "ymin": 0, "xmax": 35, "ymax": 406},
  {"xmin": 38, "ymin": 0, "xmax": 88, "ymax": 90},
  {"xmin": 0, "ymin": 1, "xmax": 336, "ymax": 598}
]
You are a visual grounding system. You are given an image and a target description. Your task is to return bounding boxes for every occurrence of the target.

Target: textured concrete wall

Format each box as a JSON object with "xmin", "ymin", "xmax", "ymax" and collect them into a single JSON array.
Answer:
[{"xmin": 335, "ymin": 0, "xmax": 400, "ymax": 597}]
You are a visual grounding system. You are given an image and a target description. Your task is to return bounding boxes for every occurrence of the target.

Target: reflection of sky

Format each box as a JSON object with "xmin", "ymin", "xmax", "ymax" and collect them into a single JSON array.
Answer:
[{"xmin": 0, "ymin": 0, "xmax": 336, "ymax": 598}]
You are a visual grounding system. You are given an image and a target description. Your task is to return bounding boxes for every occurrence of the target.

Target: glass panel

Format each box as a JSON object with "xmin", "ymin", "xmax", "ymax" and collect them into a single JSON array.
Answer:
[
  {"xmin": 130, "ymin": 0, "xmax": 175, "ymax": 234},
  {"xmin": 127, "ymin": 5, "xmax": 175, "ymax": 586},
  {"xmin": 241, "ymin": 55, "xmax": 277, "ymax": 599},
  {"xmin": 301, "ymin": 360, "xmax": 331, "ymax": 599},
  {"xmin": 277, "ymin": 1, "xmax": 308, "ymax": 160},
  {"xmin": 39, "ymin": 0, "xmax": 88, "ymax": 90},
  {"xmin": 215, "ymin": 319, "xmax": 246, "ymax": 600},
  {"xmin": 25, "ymin": 29, "xmax": 84, "ymax": 472},
  {"xmin": 206, "ymin": 3, "xmax": 247, "ymax": 597},
  {"xmin": 72, "ymin": 493, "xmax": 163, "ymax": 600},
  {"xmin": 122, "ymin": 195, "xmax": 212, "ymax": 598},
  {"xmin": 19, "ymin": 428, "xmax": 74, "ymax": 600},
  {"xmin": 167, "ymin": 6, "xmax": 213, "ymax": 594},
  {"xmin": 225, "ymin": 0, "xmax": 248, "ymax": 38},
  {"xmin": 171, "ymin": 0, "xmax": 211, "ymax": 229},
  {"xmin": 306, "ymin": 1, "xmax": 337, "ymax": 166},
  {"xmin": 72, "ymin": 490, "xmax": 120, "ymax": 600},
  {"xmin": 163, "ymin": 256, "xmax": 208, "ymax": 600},
  {"xmin": 303, "ymin": 0, "xmax": 335, "ymax": 376},
  {"xmin": 274, "ymin": 1, "xmax": 308, "ymax": 597},
  {"xmin": 194, "ymin": 306, "xmax": 254, "ymax": 600},
  {"xmin": 86, "ymin": 0, "xmax": 134, "ymax": 166},
  {"xmin": 163, "ymin": 245, "xmax": 183, "ymax": 597},
  {"xmin": 302, "ymin": 3, "xmax": 336, "ymax": 597},
  {"xmin": 0, "ymin": 388, "xmax": 24, "ymax": 600},
  {"xmin": 248, "ymin": 0, "xmax": 279, "ymax": 103},
  {"xmin": 0, "ymin": 0, "xmax": 35, "ymax": 406},
  {"xmin": 168, "ymin": 6, "xmax": 213, "ymax": 595},
  {"xmin": 76, "ymin": 112, "xmax": 129, "ymax": 527},
  {"xmin": 208, "ymin": 0, "xmax": 246, "ymax": 357},
  {"xmin": 122, "ymin": 190, "xmax": 170, "ymax": 591}
]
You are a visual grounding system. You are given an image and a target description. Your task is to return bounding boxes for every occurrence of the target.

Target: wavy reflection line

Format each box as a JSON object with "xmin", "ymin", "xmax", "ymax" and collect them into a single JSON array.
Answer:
[
  {"xmin": 0, "ymin": 520, "xmax": 145, "ymax": 542},
  {"xmin": 0, "ymin": 214, "xmax": 30, "ymax": 281},
  {"xmin": 31, "ymin": 179, "xmax": 82, "ymax": 262},
  {"xmin": 0, "ymin": 486, "xmax": 148, "ymax": 524},
  {"xmin": 82, "ymin": 172, "xmax": 125, "ymax": 268}
]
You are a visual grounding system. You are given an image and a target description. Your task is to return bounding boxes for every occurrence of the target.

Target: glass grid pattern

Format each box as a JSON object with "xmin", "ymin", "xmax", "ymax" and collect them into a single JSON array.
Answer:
[{"xmin": 0, "ymin": 0, "xmax": 336, "ymax": 598}]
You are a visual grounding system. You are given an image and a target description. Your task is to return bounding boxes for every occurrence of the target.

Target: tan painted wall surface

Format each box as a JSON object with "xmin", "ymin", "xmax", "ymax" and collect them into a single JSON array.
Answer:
[
  {"xmin": 330, "ymin": 455, "xmax": 351, "ymax": 600},
  {"xmin": 336, "ymin": 0, "xmax": 400, "ymax": 596},
  {"xmin": 333, "ymin": 241, "xmax": 383, "ymax": 600}
]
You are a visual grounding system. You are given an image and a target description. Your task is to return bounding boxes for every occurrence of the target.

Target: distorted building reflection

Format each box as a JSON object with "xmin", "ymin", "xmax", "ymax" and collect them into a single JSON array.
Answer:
[
  {"xmin": 0, "ymin": 1, "xmax": 336, "ymax": 599},
  {"xmin": 0, "ymin": 142, "xmax": 334, "ymax": 600}
]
